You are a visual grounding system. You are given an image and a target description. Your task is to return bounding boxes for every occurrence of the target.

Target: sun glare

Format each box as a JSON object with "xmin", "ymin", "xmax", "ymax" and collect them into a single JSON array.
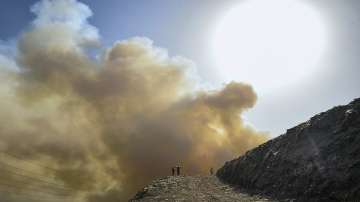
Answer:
[{"xmin": 212, "ymin": 0, "xmax": 328, "ymax": 94}]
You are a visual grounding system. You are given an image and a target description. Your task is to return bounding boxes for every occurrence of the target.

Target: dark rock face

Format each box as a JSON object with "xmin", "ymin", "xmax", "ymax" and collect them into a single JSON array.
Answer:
[{"xmin": 217, "ymin": 98, "xmax": 360, "ymax": 202}]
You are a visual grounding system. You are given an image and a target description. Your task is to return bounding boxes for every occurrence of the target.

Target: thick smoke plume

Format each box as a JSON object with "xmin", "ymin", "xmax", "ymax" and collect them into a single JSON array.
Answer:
[{"xmin": 0, "ymin": 0, "xmax": 268, "ymax": 201}]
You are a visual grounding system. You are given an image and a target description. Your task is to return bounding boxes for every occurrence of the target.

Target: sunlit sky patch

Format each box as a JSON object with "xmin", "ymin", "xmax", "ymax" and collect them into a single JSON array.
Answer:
[{"xmin": 1, "ymin": 0, "xmax": 360, "ymax": 136}]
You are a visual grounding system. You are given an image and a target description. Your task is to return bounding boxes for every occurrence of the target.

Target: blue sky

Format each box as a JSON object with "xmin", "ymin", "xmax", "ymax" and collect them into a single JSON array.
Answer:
[
  {"xmin": 1, "ymin": 0, "xmax": 360, "ymax": 136},
  {"xmin": 0, "ymin": 0, "xmax": 234, "ymax": 82}
]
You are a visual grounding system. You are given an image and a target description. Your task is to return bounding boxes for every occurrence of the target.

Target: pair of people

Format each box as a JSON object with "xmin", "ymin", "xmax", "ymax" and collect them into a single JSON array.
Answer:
[
  {"xmin": 171, "ymin": 166, "xmax": 214, "ymax": 176},
  {"xmin": 171, "ymin": 166, "xmax": 181, "ymax": 176}
]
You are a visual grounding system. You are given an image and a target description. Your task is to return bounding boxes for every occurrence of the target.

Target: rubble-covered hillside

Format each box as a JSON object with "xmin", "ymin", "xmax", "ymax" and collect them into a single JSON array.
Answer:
[
  {"xmin": 217, "ymin": 98, "xmax": 360, "ymax": 201},
  {"xmin": 130, "ymin": 176, "xmax": 276, "ymax": 202}
]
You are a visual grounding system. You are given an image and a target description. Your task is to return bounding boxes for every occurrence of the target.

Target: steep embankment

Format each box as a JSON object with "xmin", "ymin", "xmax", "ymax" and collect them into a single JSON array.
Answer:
[
  {"xmin": 217, "ymin": 98, "xmax": 360, "ymax": 201},
  {"xmin": 130, "ymin": 176, "xmax": 276, "ymax": 202}
]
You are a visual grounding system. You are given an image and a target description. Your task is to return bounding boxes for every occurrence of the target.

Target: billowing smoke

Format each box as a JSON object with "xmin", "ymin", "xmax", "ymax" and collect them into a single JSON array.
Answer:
[{"xmin": 0, "ymin": 0, "xmax": 268, "ymax": 201}]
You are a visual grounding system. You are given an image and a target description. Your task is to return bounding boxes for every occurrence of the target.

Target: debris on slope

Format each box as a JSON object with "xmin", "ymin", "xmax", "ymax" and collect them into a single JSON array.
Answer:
[
  {"xmin": 130, "ymin": 176, "xmax": 277, "ymax": 202},
  {"xmin": 217, "ymin": 98, "xmax": 360, "ymax": 202}
]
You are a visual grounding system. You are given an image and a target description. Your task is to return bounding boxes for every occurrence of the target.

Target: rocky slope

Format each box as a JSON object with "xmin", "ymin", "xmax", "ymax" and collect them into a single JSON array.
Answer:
[
  {"xmin": 217, "ymin": 98, "xmax": 360, "ymax": 201},
  {"xmin": 130, "ymin": 176, "xmax": 276, "ymax": 202}
]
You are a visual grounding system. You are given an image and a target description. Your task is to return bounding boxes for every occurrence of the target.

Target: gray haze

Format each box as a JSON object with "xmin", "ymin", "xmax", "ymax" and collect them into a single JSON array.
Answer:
[{"xmin": 245, "ymin": 0, "xmax": 360, "ymax": 136}]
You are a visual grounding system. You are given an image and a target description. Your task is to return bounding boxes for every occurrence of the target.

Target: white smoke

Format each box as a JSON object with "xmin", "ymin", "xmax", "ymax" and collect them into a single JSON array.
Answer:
[{"xmin": 0, "ymin": 1, "xmax": 269, "ymax": 201}]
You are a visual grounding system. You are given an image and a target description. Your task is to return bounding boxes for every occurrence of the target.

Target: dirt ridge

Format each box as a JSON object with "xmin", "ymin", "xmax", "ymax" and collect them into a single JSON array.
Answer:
[
  {"xmin": 130, "ymin": 176, "xmax": 277, "ymax": 202},
  {"xmin": 217, "ymin": 98, "xmax": 360, "ymax": 201}
]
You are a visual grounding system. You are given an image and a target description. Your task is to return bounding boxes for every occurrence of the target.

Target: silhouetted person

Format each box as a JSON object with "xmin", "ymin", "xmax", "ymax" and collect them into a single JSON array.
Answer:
[
  {"xmin": 210, "ymin": 168, "xmax": 214, "ymax": 175},
  {"xmin": 176, "ymin": 166, "xmax": 181, "ymax": 176},
  {"xmin": 172, "ymin": 167, "xmax": 175, "ymax": 176}
]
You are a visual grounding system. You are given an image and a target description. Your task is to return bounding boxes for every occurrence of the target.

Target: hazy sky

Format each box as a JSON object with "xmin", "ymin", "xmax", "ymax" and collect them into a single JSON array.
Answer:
[{"xmin": 1, "ymin": 0, "xmax": 359, "ymax": 136}]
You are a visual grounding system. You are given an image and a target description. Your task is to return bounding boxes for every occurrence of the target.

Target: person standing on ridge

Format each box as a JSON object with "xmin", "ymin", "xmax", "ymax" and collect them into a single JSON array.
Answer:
[
  {"xmin": 171, "ymin": 167, "xmax": 175, "ymax": 176},
  {"xmin": 176, "ymin": 166, "xmax": 181, "ymax": 176}
]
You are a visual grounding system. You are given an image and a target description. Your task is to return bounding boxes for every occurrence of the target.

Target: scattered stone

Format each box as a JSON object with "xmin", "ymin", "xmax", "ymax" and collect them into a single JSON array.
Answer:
[
  {"xmin": 217, "ymin": 98, "xmax": 360, "ymax": 202},
  {"xmin": 130, "ymin": 176, "xmax": 276, "ymax": 202}
]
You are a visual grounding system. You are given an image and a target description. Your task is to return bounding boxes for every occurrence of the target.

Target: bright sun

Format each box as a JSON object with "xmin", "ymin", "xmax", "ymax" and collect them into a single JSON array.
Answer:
[{"xmin": 212, "ymin": 0, "xmax": 328, "ymax": 94}]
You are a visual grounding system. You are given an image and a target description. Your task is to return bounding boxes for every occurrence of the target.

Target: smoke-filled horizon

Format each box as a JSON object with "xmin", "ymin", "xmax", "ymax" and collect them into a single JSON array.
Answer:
[{"xmin": 0, "ymin": 0, "xmax": 268, "ymax": 201}]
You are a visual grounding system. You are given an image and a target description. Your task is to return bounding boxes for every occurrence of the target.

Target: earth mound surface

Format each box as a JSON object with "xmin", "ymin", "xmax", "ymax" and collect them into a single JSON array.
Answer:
[
  {"xmin": 130, "ymin": 176, "xmax": 276, "ymax": 202},
  {"xmin": 217, "ymin": 98, "xmax": 360, "ymax": 201}
]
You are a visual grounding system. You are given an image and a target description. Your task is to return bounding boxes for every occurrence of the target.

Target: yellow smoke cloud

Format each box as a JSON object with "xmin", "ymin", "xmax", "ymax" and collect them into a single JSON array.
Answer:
[{"xmin": 0, "ymin": 0, "xmax": 268, "ymax": 201}]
